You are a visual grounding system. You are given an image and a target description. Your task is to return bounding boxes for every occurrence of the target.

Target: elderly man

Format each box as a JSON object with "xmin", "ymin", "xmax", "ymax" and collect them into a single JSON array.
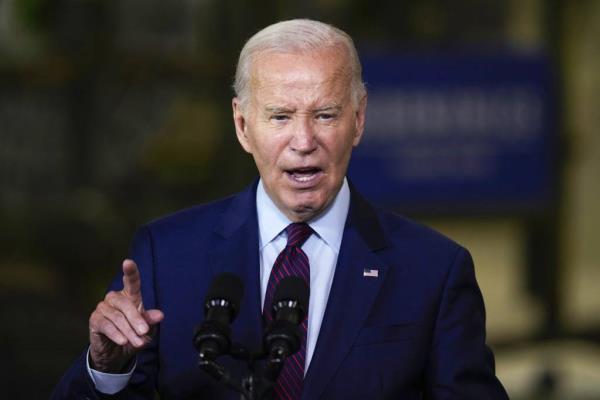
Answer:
[{"xmin": 53, "ymin": 19, "xmax": 508, "ymax": 399}]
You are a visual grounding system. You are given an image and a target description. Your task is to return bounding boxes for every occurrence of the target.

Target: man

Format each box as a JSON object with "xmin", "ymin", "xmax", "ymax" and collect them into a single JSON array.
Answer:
[{"xmin": 53, "ymin": 19, "xmax": 508, "ymax": 399}]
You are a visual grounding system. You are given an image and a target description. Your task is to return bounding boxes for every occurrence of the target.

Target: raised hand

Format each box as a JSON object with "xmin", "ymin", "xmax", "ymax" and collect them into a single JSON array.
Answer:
[{"xmin": 88, "ymin": 259, "xmax": 164, "ymax": 372}]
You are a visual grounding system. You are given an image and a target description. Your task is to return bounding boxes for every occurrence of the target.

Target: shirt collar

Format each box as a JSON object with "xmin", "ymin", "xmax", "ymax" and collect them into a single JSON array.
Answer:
[{"xmin": 256, "ymin": 178, "xmax": 350, "ymax": 254}]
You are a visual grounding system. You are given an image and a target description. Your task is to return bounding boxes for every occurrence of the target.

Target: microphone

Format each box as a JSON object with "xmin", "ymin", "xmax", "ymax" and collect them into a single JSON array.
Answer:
[
  {"xmin": 263, "ymin": 276, "xmax": 309, "ymax": 364},
  {"xmin": 194, "ymin": 272, "xmax": 244, "ymax": 361}
]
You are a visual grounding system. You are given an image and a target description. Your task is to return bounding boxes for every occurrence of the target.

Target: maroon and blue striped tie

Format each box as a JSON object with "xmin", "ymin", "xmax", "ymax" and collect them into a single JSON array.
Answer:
[{"xmin": 264, "ymin": 222, "xmax": 312, "ymax": 400}]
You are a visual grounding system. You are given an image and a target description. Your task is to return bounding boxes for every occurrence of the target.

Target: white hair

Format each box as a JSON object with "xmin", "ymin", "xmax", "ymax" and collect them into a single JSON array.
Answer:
[{"xmin": 233, "ymin": 19, "xmax": 366, "ymax": 111}]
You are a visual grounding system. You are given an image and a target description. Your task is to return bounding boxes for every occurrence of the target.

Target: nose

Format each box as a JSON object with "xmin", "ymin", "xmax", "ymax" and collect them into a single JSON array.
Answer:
[{"xmin": 290, "ymin": 117, "xmax": 317, "ymax": 154}]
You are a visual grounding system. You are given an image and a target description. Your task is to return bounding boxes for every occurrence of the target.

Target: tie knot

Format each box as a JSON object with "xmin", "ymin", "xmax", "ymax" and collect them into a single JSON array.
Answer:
[{"xmin": 285, "ymin": 223, "xmax": 313, "ymax": 248}]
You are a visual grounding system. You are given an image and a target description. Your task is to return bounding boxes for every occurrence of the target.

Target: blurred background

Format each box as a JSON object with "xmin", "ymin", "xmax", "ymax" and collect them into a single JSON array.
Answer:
[{"xmin": 0, "ymin": 0, "xmax": 598, "ymax": 398}]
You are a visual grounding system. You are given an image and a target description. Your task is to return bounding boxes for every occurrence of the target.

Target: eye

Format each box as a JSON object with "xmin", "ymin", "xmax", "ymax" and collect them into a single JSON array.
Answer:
[
  {"xmin": 317, "ymin": 113, "xmax": 337, "ymax": 121},
  {"xmin": 271, "ymin": 114, "xmax": 290, "ymax": 122}
]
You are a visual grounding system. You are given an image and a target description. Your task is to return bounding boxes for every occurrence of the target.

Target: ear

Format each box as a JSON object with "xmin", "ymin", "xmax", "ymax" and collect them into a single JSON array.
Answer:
[
  {"xmin": 232, "ymin": 97, "xmax": 253, "ymax": 154},
  {"xmin": 352, "ymin": 94, "xmax": 367, "ymax": 147}
]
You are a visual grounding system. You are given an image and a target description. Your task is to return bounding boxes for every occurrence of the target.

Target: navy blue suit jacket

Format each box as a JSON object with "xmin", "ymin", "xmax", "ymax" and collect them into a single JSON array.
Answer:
[{"xmin": 52, "ymin": 182, "xmax": 508, "ymax": 399}]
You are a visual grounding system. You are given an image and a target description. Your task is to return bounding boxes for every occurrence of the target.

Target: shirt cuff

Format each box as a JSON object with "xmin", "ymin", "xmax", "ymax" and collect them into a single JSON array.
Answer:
[{"xmin": 86, "ymin": 347, "xmax": 136, "ymax": 395}]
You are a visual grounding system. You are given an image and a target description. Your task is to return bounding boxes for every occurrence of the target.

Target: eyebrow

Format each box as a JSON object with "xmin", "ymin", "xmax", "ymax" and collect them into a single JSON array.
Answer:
[
  {"xmin": 264, "ymin": 106, "xmax": 293, "ymax": 114},
  {"xmin": 313, "ymin": 104, "xmax": 342, "ymax": 113},
  {"xmin": 264, "ymin": 104, "xmax": 342, "ymax": 114}
]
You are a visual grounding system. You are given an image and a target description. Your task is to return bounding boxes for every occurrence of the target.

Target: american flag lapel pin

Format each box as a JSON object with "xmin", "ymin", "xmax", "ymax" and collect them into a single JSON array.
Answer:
[{"xmin": 363, "ymin": 268, "xmax": 379, "ymax": 278}]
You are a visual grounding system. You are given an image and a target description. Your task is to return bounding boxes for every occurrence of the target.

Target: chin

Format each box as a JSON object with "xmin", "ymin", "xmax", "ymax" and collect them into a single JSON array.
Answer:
[
  {"xmin": 280, "ymin": 189, "xmax": 331, "ymax": 220},
  {"xmin": 291, "ymin": 198, "xmax": 329, "ymax": 218},
  {"xmin": 289, "ymin": 207, "xmax": 319, "ymax": 222}
]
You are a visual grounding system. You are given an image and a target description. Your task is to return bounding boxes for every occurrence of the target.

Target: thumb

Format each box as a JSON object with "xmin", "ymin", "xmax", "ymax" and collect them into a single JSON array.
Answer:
[{"xmin": 143, "ymin": 309, "xmax": 164, "ymax": 325}]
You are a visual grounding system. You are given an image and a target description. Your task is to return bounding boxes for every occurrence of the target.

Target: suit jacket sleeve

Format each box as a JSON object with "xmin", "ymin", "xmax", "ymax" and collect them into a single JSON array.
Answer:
[
  {"xmin": 425, "ymin": 247, "xmax": 508, "ymax": 399},
  {"xmin": 51, "ymin": 226, "xmax": 160, "ymax": 399}
]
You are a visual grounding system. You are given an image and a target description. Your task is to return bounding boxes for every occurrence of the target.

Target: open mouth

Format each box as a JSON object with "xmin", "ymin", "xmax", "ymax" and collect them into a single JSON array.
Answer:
[{"xmin": 285, "ymin": 167, "xmax": 323, "ymax": 183}]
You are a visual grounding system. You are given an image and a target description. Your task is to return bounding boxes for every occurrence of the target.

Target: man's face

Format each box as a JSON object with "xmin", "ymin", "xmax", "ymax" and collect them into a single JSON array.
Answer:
[{"xmin": 232, "ymin": 47, "xmax": 366, "ymax": 222}]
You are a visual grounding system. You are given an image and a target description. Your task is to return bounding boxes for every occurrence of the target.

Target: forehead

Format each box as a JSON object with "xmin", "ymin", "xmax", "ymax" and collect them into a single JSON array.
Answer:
[{"xmin": 249, "ymin": 48, "xmax": 351, "ymax": 107}]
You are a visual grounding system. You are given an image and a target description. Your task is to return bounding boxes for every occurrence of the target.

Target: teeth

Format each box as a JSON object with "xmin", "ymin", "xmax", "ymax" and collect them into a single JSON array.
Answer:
[
  {"xmin": 295, "ymin": 174, "xmax": 313, "ymax": 182},
  {"xmin": 289, "ymin": 169, "xmax": 319, "ymax": 182}
]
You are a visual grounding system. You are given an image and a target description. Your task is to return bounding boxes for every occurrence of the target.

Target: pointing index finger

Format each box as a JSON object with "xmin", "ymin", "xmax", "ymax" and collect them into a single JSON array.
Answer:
[{"xmin": 122, "ymin": 259, "xmax": 142, "ymax": 303}]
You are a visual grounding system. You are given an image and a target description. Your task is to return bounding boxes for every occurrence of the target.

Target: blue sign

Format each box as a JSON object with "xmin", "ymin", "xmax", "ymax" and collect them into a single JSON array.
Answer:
[{"xmin": 349, "ymin": 52, "xmax": 557, "ymax": 215}]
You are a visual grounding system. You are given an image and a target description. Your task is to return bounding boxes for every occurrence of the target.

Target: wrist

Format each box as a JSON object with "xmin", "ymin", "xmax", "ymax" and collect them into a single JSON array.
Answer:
[{"xmin": 89, "ymin": 351, "xmax": 133, "ymax": 373}]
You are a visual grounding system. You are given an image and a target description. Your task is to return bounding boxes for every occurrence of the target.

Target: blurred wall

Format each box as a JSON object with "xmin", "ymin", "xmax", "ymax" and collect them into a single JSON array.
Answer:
[
  {"xmin": 561, "ymin": 0, "xmax": 600, "ymax": 333},
  {"xmin": 0, "ymin": 0, "xmax": 599, "ymax": 398}
]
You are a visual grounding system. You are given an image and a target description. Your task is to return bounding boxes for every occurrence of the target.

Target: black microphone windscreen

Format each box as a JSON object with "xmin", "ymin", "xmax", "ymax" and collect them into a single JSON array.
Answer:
[
  {"xmin": 272, "ymin": 276, "xmax": 309, "ymax": 315},
  {"xmin": 205, "ymin": 272, "xmax": 245, "ymax": 317}
]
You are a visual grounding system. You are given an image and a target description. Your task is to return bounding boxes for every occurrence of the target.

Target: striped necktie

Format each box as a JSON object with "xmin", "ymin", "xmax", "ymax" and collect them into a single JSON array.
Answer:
[{"xmin": 263, "ymin": 222, "xmax": 312, "ymax": 400}]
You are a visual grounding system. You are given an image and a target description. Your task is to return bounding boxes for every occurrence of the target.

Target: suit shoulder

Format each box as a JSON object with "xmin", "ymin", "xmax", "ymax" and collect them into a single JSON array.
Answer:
[
  {"xmin": 372, "ymin": 207, "xmax": 473, "ymax": 288},
  {"xmin": 142, "ymin": 194, "xmax": 236, "ymax": 235},
  {"xmin": 376, "ymin": 207, "xmax": 466, "ymax": 254}
]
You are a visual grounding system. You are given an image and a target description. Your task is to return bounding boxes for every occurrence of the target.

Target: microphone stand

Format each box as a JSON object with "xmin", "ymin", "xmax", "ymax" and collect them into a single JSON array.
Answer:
[
  {"xmin": 197, "ymin": 343, "xmax": 285, "ymax": 400},
  {"xmin": 196, "ymin": 277, "xmax": 306, "ymax": 399}
]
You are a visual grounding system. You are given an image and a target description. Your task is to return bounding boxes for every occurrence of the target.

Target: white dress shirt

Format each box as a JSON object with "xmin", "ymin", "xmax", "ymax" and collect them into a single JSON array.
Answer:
[
  {"xmin": 256, "ymin": 178, "xmax": 349, "ymax": 372},
  {"xmin": 88, "ymin": 178, "xmax": 350, "ymax": 393}
]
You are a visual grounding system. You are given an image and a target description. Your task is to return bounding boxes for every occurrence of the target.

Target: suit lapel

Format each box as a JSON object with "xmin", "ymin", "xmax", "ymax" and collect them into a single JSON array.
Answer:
[
  {"xmin": 208, "ymin": 181, "xmax": 263, "ymax": 350},
  {"xmin": 206, "ymin": 181, "xmax": 390, "ymax": 398},
  {"xmin": 302, "ymin": 187, "xmax": 390, "ymax": 400}
]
